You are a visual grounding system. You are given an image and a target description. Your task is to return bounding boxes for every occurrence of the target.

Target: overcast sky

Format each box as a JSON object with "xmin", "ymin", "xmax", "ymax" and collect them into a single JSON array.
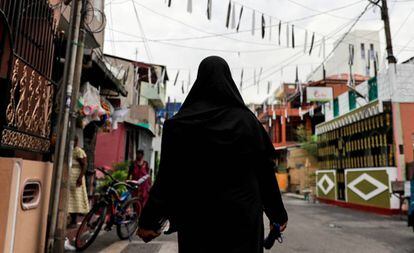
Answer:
[{"xmin": 103, "ymin": 0, "xmax": 414, "ymax": 104}]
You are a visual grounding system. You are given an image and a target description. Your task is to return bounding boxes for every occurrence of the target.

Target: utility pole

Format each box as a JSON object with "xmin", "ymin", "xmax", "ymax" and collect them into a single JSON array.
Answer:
[
  {"xmin": 372, "ymin": 0, "xmax": 405, "ymax": 180},
  {"xmin": 381, "ymin": 0, "xmax": 397, "ymax": 64},
  {"xmin": 46, "ymin": 0, "xmax": 84, "ymax": 252},
  {"xmin": 54, "ymin": 0, "xmax": 87, "ymax": 251}
]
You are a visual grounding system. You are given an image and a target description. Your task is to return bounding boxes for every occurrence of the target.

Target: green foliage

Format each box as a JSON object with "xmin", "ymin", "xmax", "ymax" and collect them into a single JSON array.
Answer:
[
  {"xmin": 97, "ymin": 161, "xmax": 130, "ymax": 193},
  {"xmin": 296, "ymin": 125, "xmax": 318, "ymax": 157}
]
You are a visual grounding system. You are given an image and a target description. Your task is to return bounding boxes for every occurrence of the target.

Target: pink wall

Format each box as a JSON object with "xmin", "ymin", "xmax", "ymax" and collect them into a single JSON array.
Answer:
[
  {"xmin": 399, "ymin": 103, "xmax": 414, "ymax": 164},
  {"xmin": 95, "ymin": 123, "xmax": 126, "ymax": 169}
]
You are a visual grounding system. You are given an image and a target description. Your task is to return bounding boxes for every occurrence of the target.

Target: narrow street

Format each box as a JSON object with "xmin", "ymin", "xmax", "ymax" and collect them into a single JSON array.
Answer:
[{"xmin": 76, "ymin": 196, "xmax": 414, "ymax": 253}]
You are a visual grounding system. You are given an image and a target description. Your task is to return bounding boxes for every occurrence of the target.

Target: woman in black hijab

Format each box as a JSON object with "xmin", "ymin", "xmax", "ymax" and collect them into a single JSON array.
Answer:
[{"xmin": 137, "ymin": 56, "xmax": 287, "ymax": 253}]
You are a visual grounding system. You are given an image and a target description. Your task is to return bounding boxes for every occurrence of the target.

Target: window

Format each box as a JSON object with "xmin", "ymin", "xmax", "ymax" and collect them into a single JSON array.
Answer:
[
  {"xmin": 370, "ymin": 43, "xmax": 375, "ymax": 58},
  {"xmin": 349, "ymin": 91, "xmax": 357, "ymax": 110},
  {"xmin": 368, "ymin": 77, "xmax": 378, "ymax": 101},
  {"xmin": 333, "ymin": 98, "xmax": 339, "ymax": 117},
  {"xmin": 361, "ymin": 43, "xmax": 365, "ymax": 59}
]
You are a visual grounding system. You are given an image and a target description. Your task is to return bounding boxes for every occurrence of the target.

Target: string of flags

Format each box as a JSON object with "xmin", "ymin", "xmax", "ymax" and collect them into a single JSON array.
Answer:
[{"xmin": 164, "ymin": 0, "xmax": 327, "ymax": 58}]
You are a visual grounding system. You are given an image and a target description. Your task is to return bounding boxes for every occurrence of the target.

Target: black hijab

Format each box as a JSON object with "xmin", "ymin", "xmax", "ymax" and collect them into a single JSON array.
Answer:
[
  {"xmin": 173, "ymin": 56, "xmax": 245, "ymax": 119},
  {"xmin": 170, "ymin": 56, "xmax": 275, "ymax": 157}
]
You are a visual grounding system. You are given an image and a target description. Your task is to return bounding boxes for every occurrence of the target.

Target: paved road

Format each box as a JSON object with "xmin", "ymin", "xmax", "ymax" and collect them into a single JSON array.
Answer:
[{"xmin": 73, "ymin": 197, "xmax": 414, "ymax": 253}]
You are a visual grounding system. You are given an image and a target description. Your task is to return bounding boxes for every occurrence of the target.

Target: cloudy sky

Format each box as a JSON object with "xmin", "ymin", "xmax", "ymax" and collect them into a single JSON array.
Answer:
[{"xmin": 103, "ymin": 0, "xmax": 414, "ymax": 104}]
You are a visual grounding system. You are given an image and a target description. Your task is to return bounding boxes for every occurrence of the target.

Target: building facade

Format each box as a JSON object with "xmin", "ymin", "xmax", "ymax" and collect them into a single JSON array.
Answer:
[
  {"xmin": 94, "ymin": 55, "xmax": 168, "ymax": 177},
  {"xmin": 315, "ymin": 63, "xmax": 414, "ymax": 214},
  {"xmin": 0, "ymin": 1, "xmax": 61, "ymax": 252}
]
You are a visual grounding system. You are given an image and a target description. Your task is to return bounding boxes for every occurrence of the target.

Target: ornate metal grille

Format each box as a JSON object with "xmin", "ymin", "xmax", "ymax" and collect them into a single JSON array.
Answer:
[{"xmin": 0, "ymin": 0, "xmax": 57, "ymax": 153}]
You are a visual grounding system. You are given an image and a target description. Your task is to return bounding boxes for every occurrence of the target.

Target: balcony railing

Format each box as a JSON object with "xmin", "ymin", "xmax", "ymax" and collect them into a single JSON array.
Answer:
[{"xmin": 0, "ymin": 0, "xmax": 56, "ymax": 78}]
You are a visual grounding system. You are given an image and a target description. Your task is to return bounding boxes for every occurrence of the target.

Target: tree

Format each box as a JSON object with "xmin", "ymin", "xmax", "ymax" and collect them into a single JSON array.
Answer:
[{"xmin": 296, "ymin": 124, "xmax": 317, "ymax": 157}]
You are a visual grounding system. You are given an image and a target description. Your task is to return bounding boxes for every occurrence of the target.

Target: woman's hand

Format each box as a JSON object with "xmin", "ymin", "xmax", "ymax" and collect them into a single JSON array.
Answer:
[
  {"xmin": 270, "ymin": 221, "xmax": 287, "ymax": 232},
  {"xmin": 280, "ymin": 222, "xmax": 287, "ymax": 232},
  {"xmin": 137, "ymin": 228, "xmax": 161, "ymax": 243},
  {"xmin": 76, "ymin": 177, "xmax": 83, "ymax": 187}
]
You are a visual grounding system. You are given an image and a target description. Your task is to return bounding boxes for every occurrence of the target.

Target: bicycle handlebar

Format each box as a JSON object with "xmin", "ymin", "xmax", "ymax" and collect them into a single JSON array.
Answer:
[{"xmin": 96, "ymin": 167, "xmax": 117, "ymax": 183}]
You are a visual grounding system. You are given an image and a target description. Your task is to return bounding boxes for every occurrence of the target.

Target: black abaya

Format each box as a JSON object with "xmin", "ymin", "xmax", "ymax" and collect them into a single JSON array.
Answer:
[{"xmin": 138, "ymin": 56, "xmax": 288, "ymax": 253}]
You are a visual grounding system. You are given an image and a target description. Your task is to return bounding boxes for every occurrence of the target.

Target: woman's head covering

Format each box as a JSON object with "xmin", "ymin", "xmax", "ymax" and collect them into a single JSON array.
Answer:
[
  {"xmin": 173, "ymin": 56, "xmax": 246, "ymax": 119},
  {"xmin": 167, "ymin": 56, "xmax": 275, "ymax": 158}
]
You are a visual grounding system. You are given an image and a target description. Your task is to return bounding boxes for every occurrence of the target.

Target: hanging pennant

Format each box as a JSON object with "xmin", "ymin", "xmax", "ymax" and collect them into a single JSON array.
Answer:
[
  {"xmin": 207, "ymin": 0, "xmax": 212, "ymax": 20},
  {"xmin": 187, "ymin": 0, "xmax": 192, "ymax": 13},
  {"xmin": 253, "ymin": 69, "xmax": 256, "ymax": 86},
  {"xmin": 267, "ymin": 81, "xmax": 271, "ymax": 94},
  {"xmin": 261, "ymin": 14, "xmax": 265, "ymax": 39},
  {"xmin": 236, "ymin": 6, "xmax": 243, "ymax": 32},
  {"xmin": 226, "ymin": 1, "xmax": 231, "ymax": 28},
  {"xmin": 319, "ymin": 37, "xmax": 326, "ymax": 58},
  {"xmin": 308, "ymin": 32, "xmax": 315, "ymax": 55},
  {"xmin": 257, "ymin": 67, "xmax": 263, "ymax": 86},
  {"xmin": 157, "ymin": 68, "xmax": 166, "ymax": 94},
  {"xmin": 168, "ymin": 0, "xmax": 171, "ymax": 7},
  {"xmin": 278, "ymin": 20, "xmax": 281, "ymax": 45},
  {"xmin": 231, "ymin": 2, "xmax": 236, "ymax": 29},
  {"xmin": 268, "ymin": 17, "xmax": 272, "ymax": 41},
  {"xmin": 291, "ymin": 25, "xmax": 295, "ymax": 48},
  {"xmin": 322, "ymin": 36, "xmax": 326, "ymax": 59},
  {"xmin": 303, "ymin": 30, "xmax": 308, "ymax": 54},
  {"xmin": 173, "ymin": 70, "xmax": 179, "ymax": 86},
  {"xmin": 295, "ymin": 65, "xmax": 299, "ymax": 85},
  {"xmin": 286, "ymin": 22, "xmax": 289, "ymax": 47},
  {"xmin": 188, "ymin": 70, "xmax": 191, "ymax": 90},
  {"xmin": 239, "ymin": 68, "xmax": 244, "ymax": 89},
  {"xmin": 148, "ymin": 67, "xmax": 152, "ymax": 84},
  {"xmin": 257, "ymin": 67, "xmax": 263, "ymax": 94},
  {"xmin": 251, "ymin": 10, "xmax": 256, "ymax": 36},
  {"xmin": 181, "ymin": 80, "xmax": 185, "ymax": 94}
]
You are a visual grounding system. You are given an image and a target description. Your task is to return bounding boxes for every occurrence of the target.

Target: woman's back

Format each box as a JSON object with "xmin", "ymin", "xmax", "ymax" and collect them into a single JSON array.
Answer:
[{"xmin": 137, "ymin": 56, "xmax": 287, "ymax": 253}]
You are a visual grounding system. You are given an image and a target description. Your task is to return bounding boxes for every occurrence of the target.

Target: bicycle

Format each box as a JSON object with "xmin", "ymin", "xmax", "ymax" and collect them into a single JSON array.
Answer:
[{"xmin": 75, "ymin": 167, "xmax": 148, "ymax": 251}]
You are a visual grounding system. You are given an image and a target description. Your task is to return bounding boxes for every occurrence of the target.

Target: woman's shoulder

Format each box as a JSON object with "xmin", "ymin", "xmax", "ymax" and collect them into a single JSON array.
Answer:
[
  {"xmin": 74, "ymin": 146, "xmax": 87, "ymax": 158},
  {"xmin": 226, "ymin": 107, "xmax": 260, "ymax": 128}
]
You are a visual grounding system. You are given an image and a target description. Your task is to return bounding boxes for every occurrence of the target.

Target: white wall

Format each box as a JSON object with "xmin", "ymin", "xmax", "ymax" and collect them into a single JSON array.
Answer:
[{"xmin": 308, "ymin": 30, "xmax": 381, "ymax": 81}]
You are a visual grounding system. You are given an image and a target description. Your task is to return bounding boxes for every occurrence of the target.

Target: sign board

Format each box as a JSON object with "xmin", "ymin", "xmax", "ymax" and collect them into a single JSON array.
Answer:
[{"xmin": 306, "ymin": 87, "xmax": 333, "ymax": 102}]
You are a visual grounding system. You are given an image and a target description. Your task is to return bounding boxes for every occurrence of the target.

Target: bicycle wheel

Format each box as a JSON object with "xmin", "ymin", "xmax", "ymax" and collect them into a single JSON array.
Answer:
[
  {"xmin": 116, "ymin": 197, "xmax": 142, "ymax": 240},
  {"xmin": 75, "ymin": 203, "xmax": 108, "ymax": 251}
]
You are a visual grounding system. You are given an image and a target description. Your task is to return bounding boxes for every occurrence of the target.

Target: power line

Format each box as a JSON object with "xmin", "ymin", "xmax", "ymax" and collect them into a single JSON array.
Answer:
[
  {"xmin": 285, "ymin": 0, "xmax": 371, "ymax": 21},
  {"xmin": 309, "ymin": 2, "xmax": 373, "ymax": 80},
  {"xmin": 392, "ymin": 7, "xmax": 414, "ymax": 37},
  {"xmin": 130, "ymin": 0, "xmax": 153, "ymax": 62}
]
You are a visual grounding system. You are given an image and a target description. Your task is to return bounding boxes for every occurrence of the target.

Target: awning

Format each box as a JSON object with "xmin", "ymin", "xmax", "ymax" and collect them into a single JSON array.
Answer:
[
  {"xmin": 124, "ymin": 120, "xmax": 156, "ymax": 137},
  {"xmin": 82, "ymin": 54, "xmax": 128, "ymax": 97},
  {"xmin": 315, "ymin": 100, "xmax": 383, "ymax": 135}
]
